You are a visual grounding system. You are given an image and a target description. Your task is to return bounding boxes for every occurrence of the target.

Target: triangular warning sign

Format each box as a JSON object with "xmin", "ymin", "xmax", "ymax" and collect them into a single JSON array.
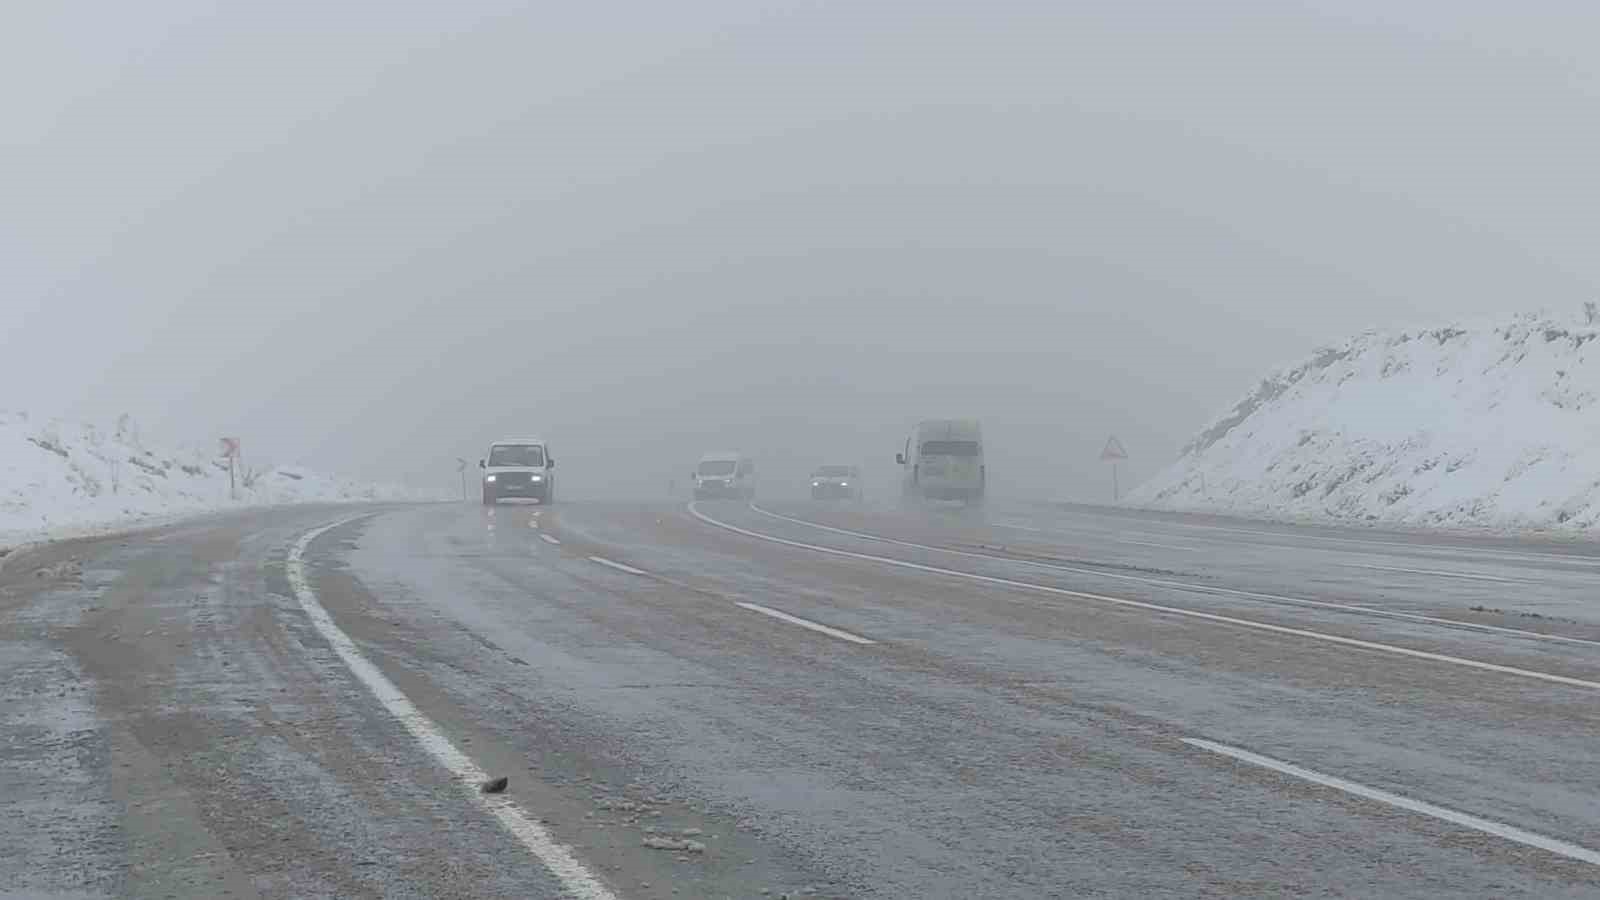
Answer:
[{"xmin": 1100, "ymin": 435, "xmax": 1129, "ymax": 461}]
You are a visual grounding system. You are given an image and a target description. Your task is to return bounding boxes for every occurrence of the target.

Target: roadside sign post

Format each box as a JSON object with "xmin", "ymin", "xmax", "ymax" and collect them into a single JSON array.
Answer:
[
  {"xmin": 219, "ymin": 438, "xmax": 241, "ymax": 500},
  {"xmin": 456, "ymin": 458, "xmax": 469, "ymax": 502},
  {"xmin": 1099, "ymin": 435, "xmax": 1129, "ymax": 502}
]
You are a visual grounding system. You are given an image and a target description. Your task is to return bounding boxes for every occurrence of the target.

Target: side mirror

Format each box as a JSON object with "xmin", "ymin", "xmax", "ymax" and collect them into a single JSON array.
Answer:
[
  {"xmin": 895, "ymin": 453, "xmax": 906, "ymax": 465},
  {"xmin": 547, "ymin": 458, "xmax": 556, "ymax": 469},
  {"xmin": 479, "ymin": 459, "xmax": 486, "ymax": 469}
]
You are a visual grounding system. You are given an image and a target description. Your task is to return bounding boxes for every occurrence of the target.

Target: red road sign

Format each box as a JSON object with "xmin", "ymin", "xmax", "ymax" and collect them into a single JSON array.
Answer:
[
  {"xmin": 220, "ymin": 437, "xmax": 240, "ymax": 458},
  {"xmin": 1100, "ymin": 435, "xmax": 1129, "ymax": 461}
]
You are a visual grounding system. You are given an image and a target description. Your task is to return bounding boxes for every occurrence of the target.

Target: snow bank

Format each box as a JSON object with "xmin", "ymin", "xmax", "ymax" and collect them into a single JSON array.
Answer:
[
  {"xmin": 0, "ymin": 411, "xmax": 433, "ymax": 548},
  {"xmin": 1128, "ymin": 312, "xmax": 1600, "ymax": 532}
]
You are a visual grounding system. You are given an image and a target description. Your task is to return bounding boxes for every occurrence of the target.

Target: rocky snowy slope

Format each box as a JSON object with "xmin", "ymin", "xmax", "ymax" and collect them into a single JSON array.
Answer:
[
  {"xmin": 1128, "ymin": 312, "xmax": 1600, "ymax": 532},
  {"xmin": 0, "ymin": 411, "xmax": 433, "ymax": 546}
]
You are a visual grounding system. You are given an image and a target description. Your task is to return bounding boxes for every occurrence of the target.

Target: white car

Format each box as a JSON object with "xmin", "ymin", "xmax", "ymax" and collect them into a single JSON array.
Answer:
[
  {"xmin": 481, "ymin": 439, "xmax": 556, "ymax": 505},
  {"xmin": 810, "ymin": 465, "xmax": 863, "ymax": 501}
]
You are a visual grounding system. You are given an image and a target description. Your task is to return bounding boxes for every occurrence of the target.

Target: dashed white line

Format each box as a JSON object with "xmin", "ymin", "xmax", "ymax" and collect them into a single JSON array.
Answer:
[
  {"xmin": 578, "ymin": 538, "xmax": 876, "ymax": 644},
  {"xmin": 690, "ymin": 504, "xmax": 1600, "ymax": 691},
  {"xmin": 1350, "ymin": 563, "xmax": 1518, "ymax": 584},
  {"xmin": 746, "ymin": 504, "xmax": 1600, "ymax": 650},
  {"xmin": 735, "ymin": 601, "xmax": 877, "ymax": 645},
  {"xmin": 1119, "ymin": 538, "xmax": 1198, "ymax": 552},
  {"xmin": 1183, "ymin": 737, "xmax": 1600, "ymax": 867},
  {"xmin": 539, "ymin": 534, "xmax": 561, "ymax": 546},
  {"xmin": 288, "ymin": 518, "xmax": 618, "ymax": 900},
  {"xmin": 588, "ymin": 555, "xmax": 647, "ymax": 576},
  {"xmin": 996, "ymin": 521, "xmax": 1197, "ymax": 552}
]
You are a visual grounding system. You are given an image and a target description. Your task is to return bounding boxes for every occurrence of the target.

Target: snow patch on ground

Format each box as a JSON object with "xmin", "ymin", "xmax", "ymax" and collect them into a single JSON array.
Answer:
[
  {"xmin": 0, "ymin": 411, "xmax": 433, "ymax": 548},
  {"xmin": 1128, "ymin": 312, "xmax": 1600, "ymax": 533}
]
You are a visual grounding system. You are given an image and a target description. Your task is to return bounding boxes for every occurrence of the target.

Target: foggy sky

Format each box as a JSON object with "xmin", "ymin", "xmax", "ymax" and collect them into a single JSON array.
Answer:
[{"xmin": 5, "ymin": 2, "xmax": 1599, "ymax": 500}]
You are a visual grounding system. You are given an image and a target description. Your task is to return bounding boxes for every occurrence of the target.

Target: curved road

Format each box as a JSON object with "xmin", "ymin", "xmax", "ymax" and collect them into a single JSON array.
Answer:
[{"xmin": 4, "ymin": 499, "xmax": 1599, "ymax": 898}]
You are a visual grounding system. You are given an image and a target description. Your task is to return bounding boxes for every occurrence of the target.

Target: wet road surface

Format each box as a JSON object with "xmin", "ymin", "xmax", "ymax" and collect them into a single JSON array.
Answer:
[{"xmin": 4, "ymin": 499, "xmax": 1599, "ymax": 898}]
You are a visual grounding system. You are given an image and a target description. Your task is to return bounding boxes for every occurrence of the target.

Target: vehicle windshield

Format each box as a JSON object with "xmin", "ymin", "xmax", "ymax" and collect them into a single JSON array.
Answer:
[
  {"xmin": 488, "ymin": 445, "xmax": 544, "ymax": 467},
  {"xmin": 814, "ymin": 466, "xmax": 852, "ymax": 477},
  {"xmin": 698, "ymin": 460, "xmax": 737, "ymax": 476},
  {"xmin": 921, "ymin": 441, "xmax": 980, "ymax": 457}
]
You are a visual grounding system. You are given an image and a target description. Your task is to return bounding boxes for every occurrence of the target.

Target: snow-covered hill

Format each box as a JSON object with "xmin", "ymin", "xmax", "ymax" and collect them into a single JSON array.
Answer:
[
  {"xmin": 0, "ymin": 411, "xmax": 433, "ymax": 547},
  {"xmin": 1129, "ymin": 312, "xmax": 1600, "ymax": 532}
]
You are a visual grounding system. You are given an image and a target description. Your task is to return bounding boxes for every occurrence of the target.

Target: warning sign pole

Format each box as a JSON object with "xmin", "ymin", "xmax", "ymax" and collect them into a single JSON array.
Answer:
[
  {"xmin": 1099, "ymin": 435, "xmax": 1129, "ymax": 503},
  {"xmin": 220, "ymin": 437, "xmax": 241, "ymax": 500}
]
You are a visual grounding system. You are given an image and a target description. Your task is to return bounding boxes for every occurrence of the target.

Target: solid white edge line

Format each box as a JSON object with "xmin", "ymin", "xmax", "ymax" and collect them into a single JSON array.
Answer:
[
  {"xmin": 540, "ymin": 534, "xmax": 561, "ymax": 545},
  {"xmin": 746, "ymin": 504, "xmax": 1600, "ymax": 651},
  {"xmin": 1182, "ymin": 737, "xmax": 1600, "ymax": 867},
  {"xmin": 687, "ymin": 503, "xmax": 1600, "ymax": 691},
  {"xmin": 588, "ymin": 555, "xmax": 647, "ymax": 576},
  {"xmin": 1123, "ymin": 514, "xmax": 1600, "ymax": 569},
  {"xmin": 1351, "ymin": 563, "xmax": 1518, "ymax": 584},
  {"xmin": 735, "ymin": 601, "xmax": 877, "ymax": 645},
  {"xmin": 288, "ymin": 517, "xmax": 618, "ymax": 900}
]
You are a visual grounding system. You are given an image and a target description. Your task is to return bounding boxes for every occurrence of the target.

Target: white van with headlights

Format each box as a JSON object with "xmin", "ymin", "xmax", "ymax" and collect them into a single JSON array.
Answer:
[
  {"xmin": 693, "ymin": 451, "xmax": 755, "ymax": 500},
  {"xmin": 481, "ymin": 439, "xmax": 556, "ymax": 505},
  {"xmin": 897, "ymin": 419, "xmax": 984, "ymax": 504}
]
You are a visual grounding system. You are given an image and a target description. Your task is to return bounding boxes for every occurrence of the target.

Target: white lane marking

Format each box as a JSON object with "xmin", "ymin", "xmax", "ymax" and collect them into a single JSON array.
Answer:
[
  {"xmin": 588, "ymin": 555, "xmax": 647, "ymax": 576},
  {"xmin": 1119, "ymin": 538, "xmax": 1198, "ymax": 552},
  {"xmin": 1183, "ymin": 737, "xmax": 1600, "ymax": 867},
  {"xmin": 690, "ymin": 504, "xmax": 1600, "ymax": 691},
  {"xmin": 735, "ymin": 601, "xmax": 877, "ymax": 645},
  {"xmin": 288, "ymin": 518, "xmax": 618, "ymax": 900},
  {"xmin": 1079, "ymin": 512, "xmax": 1600, "ymax": 569},
  {"xmin": 995, "ymin": 521, "xmax": 1196, "ymax": 552},
  {"xmin": 747, "ymin": 505, "xmax": 1600, "ymax": 650},
  {"xmin": 539, "ymin": 534, "xmax": 561, "ymax": 546},
  {"xmin": 1350, "ymin": 563, "xmax": 1518, "ymax": 584}
]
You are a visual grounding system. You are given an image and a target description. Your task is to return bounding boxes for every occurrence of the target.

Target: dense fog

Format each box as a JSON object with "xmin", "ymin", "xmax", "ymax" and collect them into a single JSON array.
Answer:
[{"xmin": 6, "ymin": 2, "xmax": 1599, "ymax": 499}]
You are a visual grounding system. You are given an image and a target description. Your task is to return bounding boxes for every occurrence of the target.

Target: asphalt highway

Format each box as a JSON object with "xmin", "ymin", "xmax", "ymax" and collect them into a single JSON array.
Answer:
[{"xmin": 5, "ymin": 498, "xmax": 1599, "ymax": 898}]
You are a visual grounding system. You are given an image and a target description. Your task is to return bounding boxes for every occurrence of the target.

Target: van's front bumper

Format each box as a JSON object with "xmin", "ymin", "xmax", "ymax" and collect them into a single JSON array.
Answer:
[
  {"xmin": 694, "ymin": 481, "xmax": 742, "ymax": 499},
  {"xmin": 492, "ymin": 484, "xmax": 548, "ymax": 500},
  {"xmin": 485, "ymin": 473, "xmax": 548, "ymax": 500}
]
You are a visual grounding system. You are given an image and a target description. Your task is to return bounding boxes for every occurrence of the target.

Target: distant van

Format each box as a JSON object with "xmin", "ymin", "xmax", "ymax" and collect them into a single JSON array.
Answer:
[
  {"xmin": 694, "ymin": 451, "xmax": 756, "ymax": 501},
  {"xmin": 481, "ymin": 438, "xmax": 556, "ymax": 505},
  {"xmin": 897, "ymin": 420, "xmax": 984, "ymax": 504}
]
